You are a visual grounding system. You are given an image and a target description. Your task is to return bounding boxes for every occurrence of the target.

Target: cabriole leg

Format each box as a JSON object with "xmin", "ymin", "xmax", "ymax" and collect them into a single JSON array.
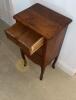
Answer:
[
  {"xmin": 20, "ymin": 48, "xmax": 27, "ymax": 66},
  {"xmin": 40, "ymin": 67, "xmax": 45, "ymax": 80},
  {"xmin": 52, "ymin": 56, "xmax": 58, "ymax": 69}
]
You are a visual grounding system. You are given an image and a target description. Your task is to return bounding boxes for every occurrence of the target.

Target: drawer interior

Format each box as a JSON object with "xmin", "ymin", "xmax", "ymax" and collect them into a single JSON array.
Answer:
[{"xmin": 5, "ymin": 23, "xmax": 44, "ymax": 55}]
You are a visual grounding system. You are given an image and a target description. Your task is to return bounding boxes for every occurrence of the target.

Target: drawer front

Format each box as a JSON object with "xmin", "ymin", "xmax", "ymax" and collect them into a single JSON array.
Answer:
[
  {"xmin": 29, "ymin": 37, "xmax": 44, "ymax": 55},
  {"xmin": 5, "ymin": 23, "xmax": 44, "ymax": 55}
]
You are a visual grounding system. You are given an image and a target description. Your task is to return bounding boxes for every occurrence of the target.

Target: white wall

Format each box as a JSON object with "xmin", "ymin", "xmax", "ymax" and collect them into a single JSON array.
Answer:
[
  {"xmin": 10, "ymin": 0, "xmax": 35, "ymax": 24},
  {"xmin": 0, "ymin": 0, "xmax": 13, "ymax": 24},
  {"xmin": 0, "ymin": 0, "xmax": 34, "ymax": 24},
  {"xmin": 33, "ymin": 0, "xmax": 76, "ymax": 75},
  {"xmin": 11, "ymin": 0, "xmax": 34, "ymax": 14}
]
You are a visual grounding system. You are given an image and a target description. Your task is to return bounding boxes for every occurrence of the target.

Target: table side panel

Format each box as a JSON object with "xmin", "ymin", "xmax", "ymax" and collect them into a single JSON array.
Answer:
[{"xmin": 43, "ymin": 26, "xmax": 68, "ymax": 66}]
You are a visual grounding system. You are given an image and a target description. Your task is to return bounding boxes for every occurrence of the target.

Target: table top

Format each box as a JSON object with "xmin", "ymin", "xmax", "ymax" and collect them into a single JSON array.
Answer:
[{"xmin": 14, "ymin": 3, "xmax": 72, "ymax": 39}]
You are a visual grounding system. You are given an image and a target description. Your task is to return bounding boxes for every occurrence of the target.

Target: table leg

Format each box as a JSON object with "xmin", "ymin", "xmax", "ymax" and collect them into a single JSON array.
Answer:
[
  {"xmin": 20, "ymin": 48, "xmax": 27, "ymax": 66},
  {"xmin": 40, "ymin": 67, "xmax": 45, "ymax": 80},
  {"xmin": 52, "ymin": 56, "xmax": 58, "ymax": 69}
]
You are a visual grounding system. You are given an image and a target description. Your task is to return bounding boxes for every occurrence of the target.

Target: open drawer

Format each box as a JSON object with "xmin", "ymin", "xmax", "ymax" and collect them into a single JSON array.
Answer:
[{"xmin": 5, "ymin": 23, "xmax": 44, "ymax": 55}]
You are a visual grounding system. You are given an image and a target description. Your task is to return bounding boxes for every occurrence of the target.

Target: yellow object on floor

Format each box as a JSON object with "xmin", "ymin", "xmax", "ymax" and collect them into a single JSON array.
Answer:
[{"xmin": 16, "ymin": 59, "xmax": 29, "ymax": 72}]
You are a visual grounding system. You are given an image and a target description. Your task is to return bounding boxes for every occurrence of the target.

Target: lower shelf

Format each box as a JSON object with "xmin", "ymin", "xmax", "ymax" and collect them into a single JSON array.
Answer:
[{"xmin": 22, "ymin": 48, "xmax": 43, "ymax": 66}]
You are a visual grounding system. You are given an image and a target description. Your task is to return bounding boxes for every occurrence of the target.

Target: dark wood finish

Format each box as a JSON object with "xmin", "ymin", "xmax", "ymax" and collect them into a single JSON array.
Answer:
[
  {"xmin": 40, "ymin": 66, "xmax": 45, "ymax": 80},
  {"xmin": 5, "ymin": 23, "xmax": 44, "ymax": 55},
  {"xmin": 20, "ymin": 48, "xmax": 27, "ymax": 66},
  {"xmin": 5, "ymin": 3, "xmax": 72, "ymax": 80},
  {"xmin": 14, "ymin": 3, "xmax": 72, "ymax": 39},
  {"xmin": 52, "ymin": 56, "xmax": 58, "ymax": 69}
]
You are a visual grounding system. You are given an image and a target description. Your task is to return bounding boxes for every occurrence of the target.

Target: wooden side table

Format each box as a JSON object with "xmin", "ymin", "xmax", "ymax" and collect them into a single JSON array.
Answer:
[{"xmin": 5, "ymin": 3, "xmax": 72, "ymax": 80}]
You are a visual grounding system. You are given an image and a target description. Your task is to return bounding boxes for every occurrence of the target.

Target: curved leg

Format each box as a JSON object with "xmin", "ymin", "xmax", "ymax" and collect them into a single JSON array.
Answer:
[
  {"xmin": 40, "ymin": 67, "xmax": 45, "ymax": 80},
  {"xmin": 20, "ymin": 48, "xmax": 27, "ymax": 66},
  {"xmin": 52, "ymin": 56, "xmax": 58, "ymax": 69}
]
